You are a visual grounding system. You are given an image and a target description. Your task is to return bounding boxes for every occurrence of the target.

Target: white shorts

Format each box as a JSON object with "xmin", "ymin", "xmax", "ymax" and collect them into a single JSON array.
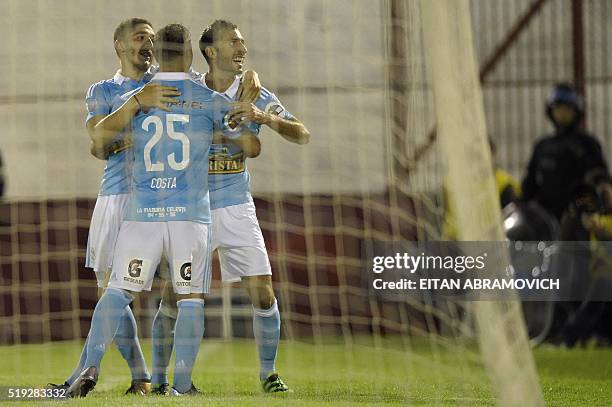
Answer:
[
  {"xmin": 212, "ymin": 199, "xmax": 272, "ymax": 283},
  {"xmin": 107, "ymin": 221, "xmax": 212, "ymax": 294},
  {"xmin": 86, "ymin": 194, "xmax": 129, "ymax": 281},
  {"xmin": 95, "ymin": 271, "xmax": 111, "ymax": 289}
]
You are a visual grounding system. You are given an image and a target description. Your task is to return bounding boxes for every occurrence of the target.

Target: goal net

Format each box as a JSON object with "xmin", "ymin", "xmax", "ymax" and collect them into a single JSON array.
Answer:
[{"xmin": 0, "ymin": 0, "xmax": 547, "ymax": 404}]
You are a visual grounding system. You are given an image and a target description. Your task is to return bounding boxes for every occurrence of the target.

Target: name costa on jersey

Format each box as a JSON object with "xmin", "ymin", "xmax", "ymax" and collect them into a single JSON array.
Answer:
[
  {"xmin": 150, "ymin": 177, "xmax": 177, "ymax": 189},
  {"xmin": 124, "ymin": 72, "xmax": 220, "ymax": 224}
]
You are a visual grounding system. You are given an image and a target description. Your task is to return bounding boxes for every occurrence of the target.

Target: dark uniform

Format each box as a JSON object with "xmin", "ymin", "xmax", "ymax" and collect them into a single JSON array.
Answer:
[
  {"xmin": 522, "ymin": 84, "xmax": 608, "ymax": 220},
  {"xmin": 522, "ymin": 129, "xmax": 608, "ymax": 220},
  {"xmin": 520, "ymin": 84, "xmax": 612, "ymax": 347}
]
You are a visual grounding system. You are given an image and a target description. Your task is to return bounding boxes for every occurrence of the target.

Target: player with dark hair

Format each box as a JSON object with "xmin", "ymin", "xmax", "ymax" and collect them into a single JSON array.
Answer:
[
  {"xmin": 149, "ymin": 19, "xmax": 310, "ymax": 394},
  {"xmin": 67, "ymin": 23, "xmax": 244, "ymax": 398},
  {"xmin": 199, "ymin": 20, "xmax": 309, "ymax": 144},
  {"xmin": 199, "ymin": 20, "xmax": 236, "ymax": 62},
  {"xmin": 48, "ymin": 17, "xmax": 172, "ymax": 396},
  {"xmin": 47, "ymin": 16, "xmax": 262, "ymax": 396}
]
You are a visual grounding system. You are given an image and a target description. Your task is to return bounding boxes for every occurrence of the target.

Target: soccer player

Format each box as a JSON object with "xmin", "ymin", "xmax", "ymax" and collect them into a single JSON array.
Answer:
[
  {"xmin": 49, "ymin": 18, "xmax": 178, "ymax": 395},
  {"xmin": 149, "ymin": 19, "xmax": 310, "ymax": 394},
  {"xmin": 67, "ymin": 23, "xmax": 239, "ymax": 397},
  {"xmin": 51, "ymin": 17, "xmax": 262, "ymax": 395}
]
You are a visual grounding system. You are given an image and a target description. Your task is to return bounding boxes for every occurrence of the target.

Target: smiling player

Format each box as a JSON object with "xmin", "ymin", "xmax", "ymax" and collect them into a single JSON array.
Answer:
[
  {"xmin": 149, "ymin": 19, "xmax": 310, "ymax": 394},
  {"xmin": 48, "ymin": 18, "xmax": 180, "ymax": 396},
  {"xmin": 67, "ymin": 23, "xmax": 244, "ymax": 397}
]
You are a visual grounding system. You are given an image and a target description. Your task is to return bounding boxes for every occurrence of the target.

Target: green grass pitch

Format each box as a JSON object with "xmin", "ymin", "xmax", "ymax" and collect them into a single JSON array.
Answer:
[{"xmin": 0, "ymin": 338, "xmax": 610, "ymax": 406}]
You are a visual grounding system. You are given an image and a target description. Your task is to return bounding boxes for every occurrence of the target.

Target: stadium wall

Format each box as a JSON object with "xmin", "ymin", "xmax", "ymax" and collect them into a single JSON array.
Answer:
[
  {"xmin": 1, "ymin": 1, "xmax": 610, "ymax": 199},
  {"xmin": 0, "ymin": 191, "xmax": 428, "ymax": 343},
  {"xmin": 0, "ymin": 0, "xmax": 611, "ymax": 343}
]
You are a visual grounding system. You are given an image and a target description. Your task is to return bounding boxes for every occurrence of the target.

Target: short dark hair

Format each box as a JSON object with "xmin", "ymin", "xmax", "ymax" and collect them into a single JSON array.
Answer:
[
  {"xmin": 113, "ymin": 18, "xmax": 153, "ymax": 42},
  {"xmin": 154, "ymin": 24, "xmax": 191, "ymax": 62},
  {"xmin": 199, "ymin": 20, "xmax": 238, "ymax": 63}
]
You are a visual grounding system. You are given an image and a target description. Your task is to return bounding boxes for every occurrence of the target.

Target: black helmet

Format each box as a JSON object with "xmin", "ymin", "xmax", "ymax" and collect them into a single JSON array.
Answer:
[{"xmin": 545, "ymin": 83, "xmax": 584, "ymax": 125}]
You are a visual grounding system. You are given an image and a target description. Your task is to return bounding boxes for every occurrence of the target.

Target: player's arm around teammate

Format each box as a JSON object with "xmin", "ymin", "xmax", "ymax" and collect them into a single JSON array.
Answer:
[
  {"xmin": 151, "ymin": 20, "xmax": 308, "ymax": 395},
  {"xmin": 200, "ymin": 20, "xmax": 309, "ymax": 146},
  {"xmin": 90, "ymin": 73, "xmax": 260, "ymax": 160},
  {"xmin": 87, "ymin": 22, "xmax": 180, "ymax": 160},
  {"xmin": 237, "ymin": 69, "xmax": 262, "ymax": 105},
  {"xmin": 69, "ymin": 24, "xmax": 221, "ymax": 398},
  {"xmin": 200, "ymin": 20, "xmax": 308, "ymax": 392},
  {"xmin": 228, "ymin": 100, "xmax": 310, "ymax": 145},
  {"xmin": 88, "ymin": 82, "xmax": 181, "ymax": 159},
  {"xmin": 53, "ymin": 19, "xmax": 175, "ymax": 397}
]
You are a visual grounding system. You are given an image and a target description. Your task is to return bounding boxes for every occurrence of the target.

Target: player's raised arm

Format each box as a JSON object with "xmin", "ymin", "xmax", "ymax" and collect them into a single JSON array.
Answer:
[
  {"xmin": 88, "ymin": 83, "xmax": 180, "ymax": 159},
  {"xmin": 237, "ymin": 70, "xmax": 261, "ymax": 103},
  {"xmin": 228, "ymin": 101, "xmax": 310, "ymax": 145}
]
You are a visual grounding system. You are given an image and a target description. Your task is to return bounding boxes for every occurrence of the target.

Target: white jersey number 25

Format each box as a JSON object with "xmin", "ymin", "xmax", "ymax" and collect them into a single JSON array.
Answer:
[{"xmin": 142, "ymin": 114, "xmax": 190, "ymax": 172}]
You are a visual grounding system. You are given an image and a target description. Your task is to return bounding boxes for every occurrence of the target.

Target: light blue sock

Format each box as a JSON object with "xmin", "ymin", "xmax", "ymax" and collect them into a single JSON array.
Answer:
[
  {"xmin": 66, "ymin": 335, "xmax": 89, "ymax": 385},
  {"xmin": 114, "ymin": 306, "xmax": 150, "ymax": 381},
  {"xmin": 151, "ymin": 304, "xmax": 176, "ymax": 386},
  {"xmin": 172, "ymin": 299, "xmax": 205, "ymax": 393},
  {"xmin": 84, "ymin": 288, "xmax": 133, "ymax": 370},
  {"xmin": 253, "ymin": 300, "xmax": 281, "ymax": 380}
]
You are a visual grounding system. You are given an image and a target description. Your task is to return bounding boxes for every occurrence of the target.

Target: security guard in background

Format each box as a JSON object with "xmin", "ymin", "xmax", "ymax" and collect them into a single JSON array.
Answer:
[{"xmin": 522, "ymin": 83, "xmax": 609, "ymax": 221}]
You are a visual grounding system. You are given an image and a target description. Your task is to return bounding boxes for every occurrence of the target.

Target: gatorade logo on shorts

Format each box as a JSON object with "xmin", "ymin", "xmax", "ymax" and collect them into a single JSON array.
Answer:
[
  {"xmin": 180, "ymin": 262, "xmax": 192, "ymax": 281},
  {"xmin": 128, "ymin": 259, "xmax": 143, "ymax": 278}
]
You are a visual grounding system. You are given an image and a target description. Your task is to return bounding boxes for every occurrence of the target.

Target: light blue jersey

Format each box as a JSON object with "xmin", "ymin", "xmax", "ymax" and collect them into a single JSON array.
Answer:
[
  {"xmin": 204, "ymin": 75, "xmax": 294, "ymax": 210},
  {"xmin": 85, "ymin": 70, "xmax": 154, "ymax": 196},
  {"xmin": 123, "ymin": 72, "xmax": 232, "ymax": 224}
]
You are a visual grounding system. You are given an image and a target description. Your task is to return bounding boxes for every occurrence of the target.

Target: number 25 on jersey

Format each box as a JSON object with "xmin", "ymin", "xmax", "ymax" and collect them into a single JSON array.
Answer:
[{"xmin": 142, "ymin": 114, "xmax": 190, "ymax": 172}]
